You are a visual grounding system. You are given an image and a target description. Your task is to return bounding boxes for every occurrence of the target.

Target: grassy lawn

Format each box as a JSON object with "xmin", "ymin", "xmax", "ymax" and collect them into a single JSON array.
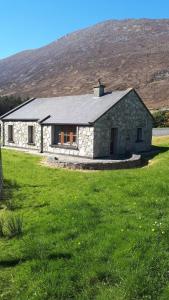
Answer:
[{"xmin": 1, "ymin": 137, "xmax": 169, "ymax": 299}]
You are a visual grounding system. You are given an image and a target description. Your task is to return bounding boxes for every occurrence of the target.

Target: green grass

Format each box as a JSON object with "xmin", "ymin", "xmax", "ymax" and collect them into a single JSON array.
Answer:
[{"xmin": 1, "ymin": 137, "xmax": 169, "ymax": 299}]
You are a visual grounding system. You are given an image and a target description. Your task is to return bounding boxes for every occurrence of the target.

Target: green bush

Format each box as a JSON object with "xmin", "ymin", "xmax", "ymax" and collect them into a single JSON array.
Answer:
[
  {"xmin": 0, "ymin": 96, "xmax": 28, "ymax": 116},
  {"xmin": 153, "ymin": 111, "xmax": 169, "ymax": 127}
]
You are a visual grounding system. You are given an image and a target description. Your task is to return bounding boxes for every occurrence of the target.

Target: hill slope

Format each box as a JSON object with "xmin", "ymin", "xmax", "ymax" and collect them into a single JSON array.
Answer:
[{"xmin": 1, "ymin": 19, "xmax": 169, "ymax": 108}]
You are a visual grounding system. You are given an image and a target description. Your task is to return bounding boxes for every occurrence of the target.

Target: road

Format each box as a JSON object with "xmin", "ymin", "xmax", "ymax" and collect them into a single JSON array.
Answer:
[{"xmin": 153, "ymin": 128, "xmax": 169, "ymax": 136}]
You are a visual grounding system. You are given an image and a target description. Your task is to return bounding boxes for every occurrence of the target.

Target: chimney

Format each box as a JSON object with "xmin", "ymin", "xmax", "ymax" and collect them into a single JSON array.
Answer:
[{"xmin": 93, "ymin": 79, "xmax": 105, "ymax": 97}]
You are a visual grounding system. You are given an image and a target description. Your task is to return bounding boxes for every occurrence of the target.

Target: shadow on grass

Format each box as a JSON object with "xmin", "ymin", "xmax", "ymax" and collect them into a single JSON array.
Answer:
[
  {"xmin": 0, "ymin": 179, "xmax": 20, "ymax": 201},
  {"xmin": 141, "ymin": 145, "xmax": 169, "ymax": 166},
  {"xmin": 0, "ymin": 179, "xmax": 45, "ymax": 202},
  {"xmin": 0, "ymin": 258, "xmax": 22, "ymax": 268},
  {"xmin": 0, "ymin": 252, "xmax": 72, "ymax": 269}
]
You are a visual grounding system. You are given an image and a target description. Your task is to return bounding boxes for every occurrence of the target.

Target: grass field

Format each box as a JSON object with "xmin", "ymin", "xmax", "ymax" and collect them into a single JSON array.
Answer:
[{"xmin": 1, "ymin": 137, "xmax": 169, "ymax": 299}]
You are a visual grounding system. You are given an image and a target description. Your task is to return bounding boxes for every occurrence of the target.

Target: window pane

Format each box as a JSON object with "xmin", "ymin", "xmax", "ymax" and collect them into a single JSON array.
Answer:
[
  {"xmin": 8, "ymin": 125, "xmax": 13, "ymax": 141},
  {"xmin": 28, "ymin": 126, "xmax": 34, "ymax": 144},
  {"xmin": 137, "ymin": 128, "xmax": 142, "ymax": 141},
  {"xmin": 53, "ymin": 125, "xmax": 77, "ymax": 145}
]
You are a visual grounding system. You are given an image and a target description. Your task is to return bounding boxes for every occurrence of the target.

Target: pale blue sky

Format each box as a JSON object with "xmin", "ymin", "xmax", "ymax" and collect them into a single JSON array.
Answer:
[{"xmin": 0, "ymin": 0, "xmax": 169, "ymax": 59}]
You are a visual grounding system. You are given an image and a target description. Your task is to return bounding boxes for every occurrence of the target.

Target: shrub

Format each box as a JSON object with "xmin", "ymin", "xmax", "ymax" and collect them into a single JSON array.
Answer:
[
  {"xmin": 153, "ymin": 111, "xmax": 169, "ymax": 127},
  {"xmin": 6, "ymin": 214, "xmax": 23, "ymax": 238}
]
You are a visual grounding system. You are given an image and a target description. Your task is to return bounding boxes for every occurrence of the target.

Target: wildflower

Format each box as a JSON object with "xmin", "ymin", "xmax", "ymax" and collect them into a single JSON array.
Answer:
[
  {"xmin": 152, "ymin": 228, "xmax": 155, "ymax": 232},
  {"xmin": 162, "ymin": 231, "xmax": 165, "ymax": 234}
]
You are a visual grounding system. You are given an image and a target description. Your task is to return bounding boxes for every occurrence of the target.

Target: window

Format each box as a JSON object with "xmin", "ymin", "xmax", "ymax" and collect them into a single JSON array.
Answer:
[
  {"xmin": 53, "ymin": 125, "xmax": 77, "ymax": 146},
  {"xmin": 28, "ymin": 126, "xmax": 34, "ymax": 144},
  {"xmin": 136, "ymin": 128, "xmax": 143, "ymax": 142},
  {"xmin": 8, "ymin": 125, "xmax": 14, "ymax": 142}
]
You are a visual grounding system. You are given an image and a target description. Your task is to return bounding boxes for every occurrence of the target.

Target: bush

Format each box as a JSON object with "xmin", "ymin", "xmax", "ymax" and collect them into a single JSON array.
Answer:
[
  {"xmin": 153, "ymin": 111, "xmax": 169, "ymax": 127},
  {"xmin": 6, "ymin": 214, "xmax": 23, "ymax": 238},
  {"xmin": 0, "ymin": 96, "xmax": 28, "ymax": 116}
]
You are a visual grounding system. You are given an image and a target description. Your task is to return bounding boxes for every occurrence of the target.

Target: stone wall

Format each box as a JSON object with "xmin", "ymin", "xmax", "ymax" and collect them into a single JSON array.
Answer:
[
  {"xmin": 42, "ymin": 126, "xmax": 94, "ymax": 158},
  {"xmin": 2, "ymin": 121, "xmax": 95, "ymax": 157},
  {"xmin": 94, "ymin": 90, "xmax": 153, "ymax": 157},
  {"xmin": 2, "ymin": 121, "xmax": 41, "ymax": 150}
]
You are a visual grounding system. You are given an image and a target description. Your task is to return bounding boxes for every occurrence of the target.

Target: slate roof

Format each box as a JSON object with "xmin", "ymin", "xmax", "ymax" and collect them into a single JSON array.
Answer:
[{"xmin": 2, "ymin": 88, "xmax": 134, "ymax": 125}]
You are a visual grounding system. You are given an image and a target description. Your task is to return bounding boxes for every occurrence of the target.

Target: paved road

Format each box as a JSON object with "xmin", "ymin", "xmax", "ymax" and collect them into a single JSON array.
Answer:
[{"xmin": 153, "ymin": 128, "xmax": 169, "ymax": 136}]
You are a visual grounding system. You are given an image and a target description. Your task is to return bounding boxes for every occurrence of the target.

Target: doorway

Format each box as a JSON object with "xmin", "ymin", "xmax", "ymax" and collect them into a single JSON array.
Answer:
[{"xmin": 110, "ymin": 128, "xmax": 118, "ymax": 155}]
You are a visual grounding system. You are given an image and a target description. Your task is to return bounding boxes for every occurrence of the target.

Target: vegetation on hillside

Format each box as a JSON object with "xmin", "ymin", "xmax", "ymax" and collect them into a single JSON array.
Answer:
[
  {"xmin": 153, "ymin": 110, "xmax": 169, "ymax": 127},
  {"xmin": 2, "ymin": 20, "xmax": 169, "ymax": 108},
  {"xmin": 0, "ymin": 96, "xmax": 28, "ymax": 116},
  {"xmin": 0, "ymin": 137, "xmax": 169, "ymax": 299}
]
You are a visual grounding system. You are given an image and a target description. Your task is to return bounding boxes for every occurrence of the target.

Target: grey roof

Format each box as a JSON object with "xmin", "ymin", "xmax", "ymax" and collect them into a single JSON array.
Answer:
[{"xmin": 2, "ymin": 89, "xmax": 133, "ymax": 125}]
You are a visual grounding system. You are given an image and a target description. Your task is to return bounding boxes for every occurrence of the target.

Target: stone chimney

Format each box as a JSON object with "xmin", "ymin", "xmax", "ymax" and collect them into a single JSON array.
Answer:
[{"xmin": 93, "ymin": 79, "xmax": 105, "ymax": 97}]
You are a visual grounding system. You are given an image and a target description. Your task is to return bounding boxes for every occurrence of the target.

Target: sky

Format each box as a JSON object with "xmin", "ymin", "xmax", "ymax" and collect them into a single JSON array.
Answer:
[{"xmin": 1, "ymin": 0, "xmax": 169, "ymax": 59}]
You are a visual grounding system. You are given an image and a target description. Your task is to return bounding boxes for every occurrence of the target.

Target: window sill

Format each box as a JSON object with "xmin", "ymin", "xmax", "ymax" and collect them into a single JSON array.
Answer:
[
  {"xmin": 7, "ymin": 140, "xmax": 14, "ymax": 143},
  {"xmin": 28, "ymin": 143, "xmax": 35, "ymax": 146},
  {"xmin": 50, "ymin": 144, "xmax": 78, "ymax": 150}
]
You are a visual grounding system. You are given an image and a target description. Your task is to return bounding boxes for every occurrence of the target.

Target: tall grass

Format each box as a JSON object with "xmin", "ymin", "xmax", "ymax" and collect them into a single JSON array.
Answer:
[{"xmin": 5, "ymin": 214, "xmax": 23, "ymax": 238}]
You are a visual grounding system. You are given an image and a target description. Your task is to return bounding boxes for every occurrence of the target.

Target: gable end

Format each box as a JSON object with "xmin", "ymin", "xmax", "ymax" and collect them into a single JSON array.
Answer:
[{"xmin": 92, "ymin": 89, "xmax": 153, "ymax": 124}]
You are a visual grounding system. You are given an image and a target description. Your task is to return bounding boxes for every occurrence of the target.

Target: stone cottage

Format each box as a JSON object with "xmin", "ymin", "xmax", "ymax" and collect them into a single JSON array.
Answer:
[{"xmin": 0, "ymin": 84, "xmax": 153, "ymax": 158}]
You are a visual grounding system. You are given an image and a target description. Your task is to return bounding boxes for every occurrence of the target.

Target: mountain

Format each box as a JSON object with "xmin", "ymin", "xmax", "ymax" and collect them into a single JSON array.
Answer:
[{"xmin": 1, "ymin": 19, "xmax": 169, "ymax": 109}]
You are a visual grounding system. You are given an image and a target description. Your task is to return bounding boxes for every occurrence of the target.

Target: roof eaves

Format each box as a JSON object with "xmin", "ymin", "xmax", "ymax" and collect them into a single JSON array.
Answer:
[
  {"xmin": 2, "ymin": 118, "xmax": 39, "ymax": 122},
  {"xmin": 41, "ymin": 122, "xmax": 92, "ymax": 126},
  {"xmin": 1, "ymin": 97, "xmax": 36, "ymax": 120}
]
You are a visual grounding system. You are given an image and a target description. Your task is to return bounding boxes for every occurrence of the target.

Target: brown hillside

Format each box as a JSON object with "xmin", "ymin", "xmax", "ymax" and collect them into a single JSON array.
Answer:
[{"xmin": 1, "ymin": 19, "xmax": 169, "ymax": 108}]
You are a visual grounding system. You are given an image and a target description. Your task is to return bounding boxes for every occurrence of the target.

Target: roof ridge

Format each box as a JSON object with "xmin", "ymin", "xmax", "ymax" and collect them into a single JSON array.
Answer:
[{"xmin": 36, "ymin": 89, "xmax": 130, "ymax": 100}]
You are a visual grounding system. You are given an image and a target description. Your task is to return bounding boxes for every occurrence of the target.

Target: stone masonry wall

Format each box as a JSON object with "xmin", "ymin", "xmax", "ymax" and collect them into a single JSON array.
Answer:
[
  {"xmin": 94, "ymin": 90, "xmax": 153, "ymax": 157},
  {"xmin": 2, "ymin": 121, "xmax": 94, "ymax": 157},
  {"xmin": 42, "ymin": 126, "xmax": 94, "ymax": 158},
  {"xmin": 3, "ymin": 121, "xmax": 41, "ymax": 151}
]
